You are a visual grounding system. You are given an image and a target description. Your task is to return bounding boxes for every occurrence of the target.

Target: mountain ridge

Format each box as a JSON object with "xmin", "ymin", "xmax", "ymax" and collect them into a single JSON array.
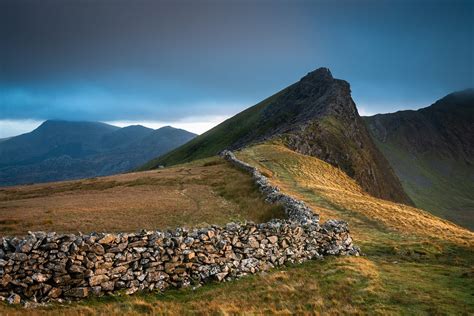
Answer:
[
  {"xmin": 0, "ymin": 120, "xmax": 196, "ymax": 186},
  {"xmin": 364, "ymin": 89, "xmax": 474, "ymax": 229},
  {"xmin": 141, "ymin": 67, "xmax": 413, "ymax": 205}
]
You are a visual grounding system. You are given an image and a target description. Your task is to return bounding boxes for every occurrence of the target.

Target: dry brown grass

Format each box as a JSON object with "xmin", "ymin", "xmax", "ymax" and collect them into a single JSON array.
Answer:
[
  {"xmin": 0, "ymin": 157, "xmax": 284, "ymax": 236},
  {"xmin": 237, "ymin": 144, "xmax": 474, "ymax": 247},
  {"xmin": 1, "ymin": 144, "xmax": 473, "ymax": 315}
]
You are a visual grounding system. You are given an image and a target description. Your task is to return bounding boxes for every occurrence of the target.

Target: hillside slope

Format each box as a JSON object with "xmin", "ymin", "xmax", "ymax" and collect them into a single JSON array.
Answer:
[
  {"xmin": 0, "ymin": 156, "xmax": 283, "ymax": 235},
  {"xmin": 142, "ymin": 68, "xmax": 412, "ymax": 205},
  {"xmin": 0, "ymin": 121, "xmax": 196, "ymax": 186},
  {"xmin": 364, "ymin": 89, "xmax": 474, "ymax": 230},
  {"xmin": 3, "ymin": 144, "xmax": 472, "ymax": 314}
]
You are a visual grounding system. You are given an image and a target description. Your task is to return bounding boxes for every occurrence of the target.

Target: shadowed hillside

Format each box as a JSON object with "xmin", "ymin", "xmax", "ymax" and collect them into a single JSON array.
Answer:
[
  {"xmin": 0, "ymin": 121, "xmax": 196, "ymax": 186},
  {"xmin": 141, "ymin": 68, "xmax": 412, "ymax": 205},
  {"xmin": 364, "ymin": 89, "xmax": 474, "ymax": 230}
]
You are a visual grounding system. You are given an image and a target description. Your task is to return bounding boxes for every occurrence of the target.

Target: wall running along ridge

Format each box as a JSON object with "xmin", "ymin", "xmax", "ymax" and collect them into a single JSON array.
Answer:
[{"xmin": 0, "ymin": 150, "xmax": 359, "ymax": 305}]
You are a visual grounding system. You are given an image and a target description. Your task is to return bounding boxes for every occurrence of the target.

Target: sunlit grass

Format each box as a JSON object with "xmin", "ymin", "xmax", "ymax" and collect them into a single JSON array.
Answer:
[
  {"xmin": 1, "ymin": 144, "xmax": 473, "ymax": 314},
  {"xmin": 0, "ymin": 157, "xmax": 284, "ymax": 236}
]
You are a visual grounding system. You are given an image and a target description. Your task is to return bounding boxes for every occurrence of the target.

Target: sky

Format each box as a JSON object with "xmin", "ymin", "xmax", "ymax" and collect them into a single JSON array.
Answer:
[{"xmin": 1, "ymin": 0, "xmax": 473, "ymax": 138}]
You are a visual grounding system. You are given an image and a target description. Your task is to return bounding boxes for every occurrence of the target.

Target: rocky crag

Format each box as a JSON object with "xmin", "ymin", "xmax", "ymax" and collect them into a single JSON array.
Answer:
[
  {"xmin": 144, "ymin": 68, "xmax": 412, "ymax": 205},
  {"xmin": 0, "ymin": 153, "xmax": 358, "ymax": 305}
]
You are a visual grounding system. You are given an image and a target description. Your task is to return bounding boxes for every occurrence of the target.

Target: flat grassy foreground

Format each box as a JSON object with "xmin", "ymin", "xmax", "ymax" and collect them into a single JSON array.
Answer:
[
  {"xmin": 0, "ymin": 157, "xmax": 284, "ymax": 236},
  {"xmin": 1, "ymin": 144, "xmax": 473, "ymax": 314}
]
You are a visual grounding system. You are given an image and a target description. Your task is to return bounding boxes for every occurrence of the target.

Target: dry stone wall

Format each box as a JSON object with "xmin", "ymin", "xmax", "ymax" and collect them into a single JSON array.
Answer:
[{"xmin": 0, "ymin": 151, "xmax": 359, "ymax": 305}]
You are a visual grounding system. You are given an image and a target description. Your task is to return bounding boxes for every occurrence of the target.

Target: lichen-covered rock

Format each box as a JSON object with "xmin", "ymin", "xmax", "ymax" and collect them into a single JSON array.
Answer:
[
  {"xmin": 64, "ymin": 287, "xmax": 89, "ymax": 298},
  {"xmin": 89, "ymin": 275, "xmax": 109, "ymax": 287}
]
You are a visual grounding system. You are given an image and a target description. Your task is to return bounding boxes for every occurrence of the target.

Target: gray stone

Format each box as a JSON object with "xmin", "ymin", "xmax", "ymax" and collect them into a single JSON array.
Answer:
[
  {"xmin": 48, "ymin": 287, "xmax": 62, "ymax": 298},
  {"xmin": 89, "ymin": 274, "xmax": 109, "ymax": 286},
  {"xmin": 65, "ymin": 287, "xmax": 89, "ymax": 298},
  {"xmin": 125, "ymin": 286, "xmax": 138, "ymax": 295},
  {"xmin": 32, "ymin": 273, "xmax": 50, "ymax": 283},
  {"xmin": 215, "ymin": 272, "xmax": 228, "ymax": 281},
  {"xmin": 90, "ymin": 286, "xmax": 102, "ymax": 296},
  {"xmin": 90, "ymin": 243, "xmax": 105, "ymax": 255},
  {"xmin": 101, "ymin": 281, "xmax": 115, "ymax": 291},
  {"xmin": 7, "ymin": 293, "xmax": 21, "ymax": 305}
]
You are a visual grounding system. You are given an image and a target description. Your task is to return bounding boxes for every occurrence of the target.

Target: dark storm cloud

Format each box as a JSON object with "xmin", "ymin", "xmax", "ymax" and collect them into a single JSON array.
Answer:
[{"xmin": 0, "ymin": 0, "xmax": 473, "ymax": 122}]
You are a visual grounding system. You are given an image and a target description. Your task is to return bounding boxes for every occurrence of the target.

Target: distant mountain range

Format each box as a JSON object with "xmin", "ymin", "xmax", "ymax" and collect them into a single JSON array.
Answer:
[
  {"xmin": 364, "ymin": 89, "xmax": 474, "ymax": 230},
  {"xmin": 141, "ymin": 68, "xmax": 413, "ymax": 206},
  {"xmin": 0, "ymin": 120, "xmax": 196, "ymax": 186}
]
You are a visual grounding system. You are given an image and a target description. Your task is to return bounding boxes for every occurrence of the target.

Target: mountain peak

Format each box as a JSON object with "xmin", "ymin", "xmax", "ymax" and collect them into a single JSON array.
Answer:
[
  {"xmin": 300, "ymin": 67, "xmax": 333, "ymax": 83},
  {"xmin": 38, "ymin": 119, "xmax": 64, "ymax": 128},
  {"xmin": 430, "ymin": 88, "xmax": 474, "ymax": 110},
  {"xmin": 144, "ymin": 67, "xmax": 412, "ymax": 206},
  {"xmin": 156, "ymin": 125, "xmax": 174, "ymax": 130}
]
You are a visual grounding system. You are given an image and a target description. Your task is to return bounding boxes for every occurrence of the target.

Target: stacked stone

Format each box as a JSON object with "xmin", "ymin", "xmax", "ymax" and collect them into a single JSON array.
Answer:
[
  {"xmin": 0, "ymin": 151, "xmax": 359, "ymax": 304},
  {"xmin": 0, "ymin": 222, "xmax": 357, "ymax": 303},
  {"xmin": 220, "ymin": 150, "xmax": 320, "ymax": 225}
]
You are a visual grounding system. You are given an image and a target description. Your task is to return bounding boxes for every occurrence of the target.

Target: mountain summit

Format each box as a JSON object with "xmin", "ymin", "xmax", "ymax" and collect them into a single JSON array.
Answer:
[{"xmin": 142, "ymin": 68, "xmax": 412, "ymax": 205}]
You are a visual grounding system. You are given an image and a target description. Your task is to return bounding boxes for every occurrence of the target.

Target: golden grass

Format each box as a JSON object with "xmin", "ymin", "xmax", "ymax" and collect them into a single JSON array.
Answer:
[
  {"xmin": 1, "ymin": 144, "xmax": 473, "ymax": 315},
  {"xmin": 0, "ymin": 157, "xmax": 284, "ymax": 236},
  {"xmin": 237, "ymin": 144, "xmax": 474, "ymax": 247}
]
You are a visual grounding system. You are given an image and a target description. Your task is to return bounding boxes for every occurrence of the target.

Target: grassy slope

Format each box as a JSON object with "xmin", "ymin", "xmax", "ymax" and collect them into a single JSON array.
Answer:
[
  {"xmin": 285, "ymin": 115, "xmax": 413, "ymax": 205},
  {"xmin": 0, "ymin": 157, "xmax": 284, "ymax": 236},
  {"xmin": 363, "ymin": 91, "xmax": 474, "ymax": 229},
  {"xmin": 139, "ymin": 71, "xmax": 413, "ymax": 207},
  {"xmin": 370, "ymin": 138, "xmax": 474, "ymax": 230},
  {"xmin": 138, "ymin": 87, "xmax": 290, "ymax": 170},
  {"xmin": 3, "ymin": 144, "xmax": 473, "ymax": 315}
]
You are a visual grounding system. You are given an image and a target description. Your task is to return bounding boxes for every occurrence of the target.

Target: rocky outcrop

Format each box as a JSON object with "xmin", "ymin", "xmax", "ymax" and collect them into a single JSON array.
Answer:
[
  {"xmin": 0, "ymin": 152, "xmax": 358, "ymax": 305},
  {"xmin": 144, "ymin": 67, "xmax": 413, "ymax": 206},
  {"xmin": 258, "ymin": 68, "xmax": 413, "ymax": 205}
]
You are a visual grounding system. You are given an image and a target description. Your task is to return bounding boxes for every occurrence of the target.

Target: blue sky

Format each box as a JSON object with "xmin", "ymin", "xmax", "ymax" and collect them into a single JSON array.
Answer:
[{"xmin": 1, "ymin": 0, "xmax": 473, "ymax": 137}]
